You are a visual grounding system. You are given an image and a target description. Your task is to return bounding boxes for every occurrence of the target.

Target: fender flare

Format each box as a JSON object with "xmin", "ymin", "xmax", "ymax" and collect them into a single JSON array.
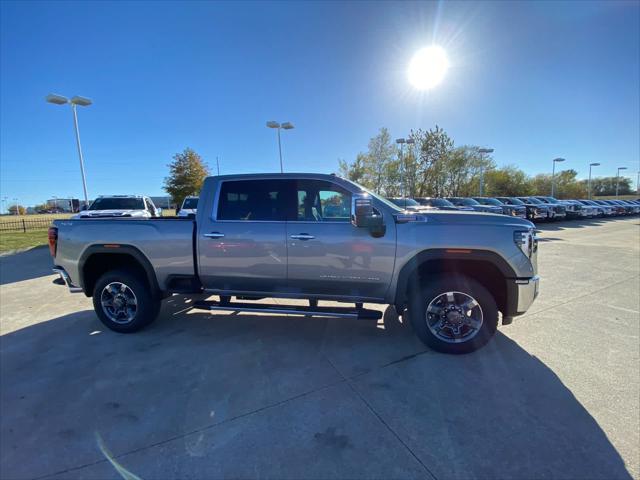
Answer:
[
  {"xmin": 78, "ymin": 244, "xmax": 161, "ymax": 296},
  {"xmin": 393, "ymin": 248, "xmax": 517, "ymax": 307}
]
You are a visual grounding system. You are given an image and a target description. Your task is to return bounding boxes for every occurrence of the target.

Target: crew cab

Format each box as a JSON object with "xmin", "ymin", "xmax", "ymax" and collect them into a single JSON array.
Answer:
[
  {"xmin": 74, "ymin": 195, "xmax": 161, "ymax": 219},
  {"xmin": 50, "ymin": 173, "xmax": 539, "ymax": 354}
]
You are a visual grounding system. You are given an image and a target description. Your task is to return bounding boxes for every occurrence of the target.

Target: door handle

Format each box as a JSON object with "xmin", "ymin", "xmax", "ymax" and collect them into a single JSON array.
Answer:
[
  {"xmin": 204, "ymin": 232, "xmax": 225, "ymax": 238},
  {"xmin": 290, "ymin": 233, "xmax": 315, "ymax": 240}
]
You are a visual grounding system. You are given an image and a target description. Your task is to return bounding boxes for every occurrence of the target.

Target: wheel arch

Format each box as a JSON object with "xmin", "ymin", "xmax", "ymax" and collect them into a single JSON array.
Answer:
[
  {"xmin": 79, "ymin": 245, "xmax": 160, "ymax": 298},
  {"xmin": 393, "ymin": 249, "xmax": 516, "ymax": 317}
]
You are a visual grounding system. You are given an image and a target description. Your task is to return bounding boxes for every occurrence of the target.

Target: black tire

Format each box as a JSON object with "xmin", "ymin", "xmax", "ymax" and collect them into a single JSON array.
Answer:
[
  {"xmin": 407, "ymin": 274, "xmax": 498, "ymax": 354},
  {"xmin": 92, "ymin": 269, "xmax": 161, "ymax": 333}
]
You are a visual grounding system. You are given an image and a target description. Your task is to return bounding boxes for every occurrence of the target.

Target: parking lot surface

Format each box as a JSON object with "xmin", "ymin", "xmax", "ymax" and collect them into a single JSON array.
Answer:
[{"xmin": 1, "ymin": 217, "xmax": 639, "ymax": 480}]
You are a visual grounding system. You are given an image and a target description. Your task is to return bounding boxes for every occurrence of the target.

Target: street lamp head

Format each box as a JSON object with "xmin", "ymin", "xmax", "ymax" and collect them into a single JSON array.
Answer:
[
  {"xmin": 406, "ymin": 138, "xmax": 415, "ymax": 144},
  {"xmin": 590, "ymin": 163, "xmax": 600, "ymax": 167},
  {"xmin": 281, "ymin": 122, "xmax": 294, "ymax": 130},
  {"xmin": 618, "ymin": 166, "xmax": 628, "ymax": 171},
  {"xmin": 266, "ymin": 121, "xmax": 280, "ymax": 129},
  {"xmin": 70, "ymin": 96, "xmax": 92, "ymax": 107},
  {"xmin": 478, "ymin": 148, "xmax": 494, "ymax": 154},
  {"xmin": 553, "ymin": 157, "xmax": 566, "ymax": 163},
  {"xmin": 46, "ymin": 94, "xmax": 69, "ymax": 105},
  {"xmin": 396, "ymin": 138, "xmax": 406, "ymax": 144}
]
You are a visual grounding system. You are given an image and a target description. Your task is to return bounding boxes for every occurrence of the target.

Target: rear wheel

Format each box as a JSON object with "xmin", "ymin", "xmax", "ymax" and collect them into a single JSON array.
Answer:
[
  {"xmin": 407, "ymin": 275, "xmax": 498, "ymax": 354},
  {"xmin": 92, "ymin": 269, "xmax": 161, "ymax": 333}
]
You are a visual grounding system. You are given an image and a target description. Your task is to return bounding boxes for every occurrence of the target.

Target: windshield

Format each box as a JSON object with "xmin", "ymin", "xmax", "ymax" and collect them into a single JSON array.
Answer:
[
  {"xmin": 182, "ymin": 198, "xmax": 198, "ymax": 209},
  {"xmin": 474, "ymin": 197, "xmax": 503, "ymax": 206},
  {"xmin": 450, "ymin": 198, "xmax": 480, "ymax": 206},
  {"xmin": 388, "ymin": 198, "xmax": 420, "ymax": 207},
  {"xmin": 540, "ymin": 196, "xmax": 559, "ymax": 203},
  {"xmin": 89, "ymin": 197, "xmax": 145, "ymax": 210},
  {"xmin": 521, "ymin": 197, "xmax": 542, "ymax": 204},
  {"xmin": 421, "ymin": 198, "xmax": 455, "ymax": 207},
  {"xmin": 343, "ymin": 179, "xmax": 402, "ymax": 212},
  {"xmin": 502, "ymin": 197, "xmax": 524, "ymax": 205}
]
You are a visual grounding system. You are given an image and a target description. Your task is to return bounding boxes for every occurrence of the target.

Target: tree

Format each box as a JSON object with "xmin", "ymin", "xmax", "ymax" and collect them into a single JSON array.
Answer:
[
  {"xmin": 579, "ymin": 176, "xmax": 633, "ymax": 196},
  {"xmin": 484, "ymin": 165, "xmax": 533, "ymax": 197},
  {"xmin": 164, "ymin": 148, "xmax": 210, "ymax": 208},
  {"xmin": 8, "ymin": 204, "xmax": 26, "ymax": 215},
  {"xmin": 410, "ymin": 125, "xmax": 454, "ymax": 197},
  {"xmin": 338, "ymin": 128, "xmax": 397, "ymax": 194},
  {"xmin": 530, "ymin": 169, "xmax": 587, "ymax": 199}
]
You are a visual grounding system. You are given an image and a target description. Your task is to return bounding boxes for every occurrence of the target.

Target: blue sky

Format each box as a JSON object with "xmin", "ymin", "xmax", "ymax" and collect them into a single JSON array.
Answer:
[{"xmin": 1, "ymin": 0, "xmax": 638, "ymax": 209}]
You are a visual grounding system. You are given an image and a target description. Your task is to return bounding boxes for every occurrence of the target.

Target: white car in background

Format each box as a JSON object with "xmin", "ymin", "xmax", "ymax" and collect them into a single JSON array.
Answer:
[
  {"xmin": 73, "ymin": 195, "xmax": 161, "ymax": 218},
  {"xmin": 177, "ymin": 196, "xmax": 198, "ymax": 217}
]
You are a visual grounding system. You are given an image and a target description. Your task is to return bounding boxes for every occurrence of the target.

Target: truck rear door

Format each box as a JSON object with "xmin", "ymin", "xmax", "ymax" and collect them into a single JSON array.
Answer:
[{"xmin": 197, "ymin": 179, "xmax": 290, "ymax": 294}]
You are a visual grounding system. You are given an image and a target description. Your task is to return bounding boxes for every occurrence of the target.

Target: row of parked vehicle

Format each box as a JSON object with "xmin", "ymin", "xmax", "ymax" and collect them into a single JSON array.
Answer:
[{"xmin": 388, "ymin": 196, "xmax": 640, "ymax": 222}]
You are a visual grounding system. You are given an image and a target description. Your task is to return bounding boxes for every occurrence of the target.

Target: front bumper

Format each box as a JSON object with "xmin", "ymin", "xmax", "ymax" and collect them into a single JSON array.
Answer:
[
  {"xmin": 52, "ymin": 267, "xmax": 83, "ymax": 293},
  {"xmin": 514, "ymin": 275, "xmax": 540, "ymax": 313},
  {"xmin": 503, "ymin": 275, "xmax": 540, "ymax": 324}
]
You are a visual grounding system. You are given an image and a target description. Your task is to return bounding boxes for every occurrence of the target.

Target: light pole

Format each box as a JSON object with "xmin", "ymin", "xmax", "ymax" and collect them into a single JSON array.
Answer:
[
  {"xmin": 551, "ymin": 157, "xmax": 566, "ymax": 197},
  {"xmin": 588, "ymin": 162, "xmax": 600, "ymax": 199},
  {"xmin": 478, "ymin": 148, "xmax": 494, "ymax": 196},
  {"xmin": 616, "ymin": 167, "xmax": 628, "ymax": 197},
  {"xmin": 396, "ymin": 137, "xmax": 415, "ymax": 202},
  {"xmin": 1, "ymin": 196, "xmax": 7, "ymax": 215},
  {"xmin": 46, "ymin": 94, "xmax": 92, "ymax": 207},
  {"xmin": 216, "ymin": 156, "xmax": 220, "ymax": 175},
  {"xmin": 13, "ymin": 198, "xmax": 19, "ymax": 216},
  {"xmin": 266, "ymin": 121, "xmax": 294, "ymax": 173}
]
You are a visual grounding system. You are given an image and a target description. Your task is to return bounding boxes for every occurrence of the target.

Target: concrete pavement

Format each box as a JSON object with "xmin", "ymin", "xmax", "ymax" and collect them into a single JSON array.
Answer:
[{"xmin": 1, "ymin": 217, "xmax": 638, "ymax": 479}]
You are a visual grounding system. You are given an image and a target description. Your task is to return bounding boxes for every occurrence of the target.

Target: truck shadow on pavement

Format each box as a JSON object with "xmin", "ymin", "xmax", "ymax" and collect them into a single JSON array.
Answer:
[
  {"xmin": 0, "ymin": 246, "xmax": 52, "ymax": 286},
  {"xmin": 0, "ymin": 296, "xmax": 633, "ymax": 480}
]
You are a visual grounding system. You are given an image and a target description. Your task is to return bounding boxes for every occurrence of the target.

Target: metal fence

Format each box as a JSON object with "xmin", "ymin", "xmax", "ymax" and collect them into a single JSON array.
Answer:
[{"xmin": 0, "ymin": 218, "xmax": 55, "ymax": 232}]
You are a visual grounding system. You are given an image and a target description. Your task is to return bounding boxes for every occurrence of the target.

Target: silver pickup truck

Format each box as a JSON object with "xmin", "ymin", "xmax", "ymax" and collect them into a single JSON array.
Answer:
[{"xmin": 50, "ymin": 173, "xmax": 539, "ymax": 354}]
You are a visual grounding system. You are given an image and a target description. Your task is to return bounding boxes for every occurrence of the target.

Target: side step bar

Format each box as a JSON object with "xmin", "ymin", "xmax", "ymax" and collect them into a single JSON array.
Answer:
[{"xmin": 191, "ymin": 300, "xmax": 382, "ymax": 320}]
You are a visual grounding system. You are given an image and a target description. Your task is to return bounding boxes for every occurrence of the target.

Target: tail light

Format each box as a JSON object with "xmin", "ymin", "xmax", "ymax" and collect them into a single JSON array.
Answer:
[{"xmin": 48, "ymin": 227, "xmax": 58, "ymax": 257}]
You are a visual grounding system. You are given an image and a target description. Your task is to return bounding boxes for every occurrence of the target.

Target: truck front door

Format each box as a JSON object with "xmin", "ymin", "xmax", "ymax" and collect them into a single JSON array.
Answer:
[
  {"xmin": 197, "ymin": 179, "xmax": 290, "ymax": 294},
  {"xmin": 285, "ymin": 179, "xmax": 396, "ymax": 300}
]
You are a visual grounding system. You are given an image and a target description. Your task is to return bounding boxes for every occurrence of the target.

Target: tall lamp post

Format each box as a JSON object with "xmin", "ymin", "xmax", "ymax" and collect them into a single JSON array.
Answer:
[
  {"xmin": 396, "ymin": 137, "xmax": 415, "ymax": 203},
  {"xmin": 13, "ymin": 198, "xmax": 19, "ymax": 216},
  {"xmin": 46, "ymin": 94, "xmax": 92, "ymax": 208},
  {"xmin": 588, "ymin": 162, "xmax": 600, "ymax": 199},
  {"xmin": 266, "ymin": 121, "xmax": 294, "ymax": 173},
  {"xmin": 478, "ymin": 148, "xmax": 494, "ymax": 196},
  {"xmin": 615, "ymin": 167, "xmax": 628, "ymax": 197},
  {"xmin": 551, "ymin": 157, "xmax": 566, "ymax": 197}
]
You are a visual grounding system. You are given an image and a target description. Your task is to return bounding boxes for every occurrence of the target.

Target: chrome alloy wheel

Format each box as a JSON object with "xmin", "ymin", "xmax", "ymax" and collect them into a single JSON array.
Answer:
[
  {"xmin": 425, "ymin": 291, "xmax": 484, "ymax": 343},
  {"xmin": 100, "ymin": 282, "xmax": 138, "ymax": 324}
]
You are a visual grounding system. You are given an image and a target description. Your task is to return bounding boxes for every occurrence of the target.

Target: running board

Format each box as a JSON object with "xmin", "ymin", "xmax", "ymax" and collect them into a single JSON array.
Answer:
[{"xmin": 191, "ymin": 300, "xmax": 382, "ymax": 320}]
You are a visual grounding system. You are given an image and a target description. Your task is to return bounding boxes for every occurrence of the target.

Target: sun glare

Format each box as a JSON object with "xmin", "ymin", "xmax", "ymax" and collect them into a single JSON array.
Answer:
[{"xmin": 408, "ymin": 46, "xmax": 450, "ymax": 90}]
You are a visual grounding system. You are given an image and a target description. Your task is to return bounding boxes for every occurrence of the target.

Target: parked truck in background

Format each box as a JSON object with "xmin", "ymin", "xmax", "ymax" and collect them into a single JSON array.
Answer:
[{"xmin": 50, "ymin": 173, "xmax": 540, "ymax": 354}]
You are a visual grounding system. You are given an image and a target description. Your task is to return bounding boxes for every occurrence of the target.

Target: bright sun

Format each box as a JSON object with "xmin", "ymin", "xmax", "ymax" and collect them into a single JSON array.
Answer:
[{"xmin": 408, "ymin": 46, "xmax": 450, "ymax": 90}]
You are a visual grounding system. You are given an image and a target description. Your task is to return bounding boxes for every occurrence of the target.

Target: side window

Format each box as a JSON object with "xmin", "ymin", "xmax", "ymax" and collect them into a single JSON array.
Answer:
[
  {"xmin": 217, "ymin": 180, "xmax": 291, "ymax": 221},
  {"xmin": 295, "ymin": 180, "xmax": 351, "ymax": 222}
]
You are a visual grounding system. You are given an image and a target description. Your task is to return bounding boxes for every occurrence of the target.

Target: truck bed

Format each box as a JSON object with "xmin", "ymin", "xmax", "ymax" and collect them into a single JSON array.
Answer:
[{"xmin": 52, "ymin": 218, "xmax": 195, "ymax": 291}]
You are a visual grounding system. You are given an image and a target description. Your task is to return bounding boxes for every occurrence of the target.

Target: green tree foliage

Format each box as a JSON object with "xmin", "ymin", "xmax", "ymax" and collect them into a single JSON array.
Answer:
[
  {"xmin": 484, "ymin": 166, "xmax": 533, "ymax": 197},
  {"xmin": 8, "ymin": 204, "xmax": 26, "ymax": 215},
  {"xmin": 338, "ymin": 126, "xmax": 604, "ymax": 200},
  {"xmin": 410, "ymin": 125, "xmax": 454, "ymax": 197},
  {"xmin": 339, "ymin": 128, "xmax": 397, "ymax": 194},
  {"xmin": 164, "ymin": 148, "xmax": 210, "ymax": 207},
  {"xmin": 579, "ymin": 176, "xmax": 633, "ymax": 196},
  {"xmin": 529, "ymin": 170, "xmax": 587, "ymax": 199}
]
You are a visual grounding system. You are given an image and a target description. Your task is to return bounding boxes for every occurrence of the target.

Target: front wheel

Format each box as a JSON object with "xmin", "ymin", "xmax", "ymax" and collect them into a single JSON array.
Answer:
[
  {"xmin": 407, "ymin": 275, "xmax": 498, "ymax": 354},
  {"xmin": 92, "ymin": 269, "xmax": 161, "ymax": 333}
]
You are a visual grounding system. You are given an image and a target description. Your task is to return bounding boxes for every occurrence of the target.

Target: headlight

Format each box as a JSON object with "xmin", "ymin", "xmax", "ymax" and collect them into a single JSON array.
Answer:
[{"xmin": 514, "ymin": 229, "xmax": 536, "ymax": 258}]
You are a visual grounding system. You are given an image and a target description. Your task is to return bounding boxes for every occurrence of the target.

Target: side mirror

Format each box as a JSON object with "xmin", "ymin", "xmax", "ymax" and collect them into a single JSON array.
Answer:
[
  {"xmin": 352, "ymin": 195, "xmax": 374, "ymax": 227},
  {"xmin": 352, "ymin": 194, "xmax": 385, "ymax": 237},
  {"xmin": 80, "ymin": 204, "xmax": 88, "ymax": 211}
]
